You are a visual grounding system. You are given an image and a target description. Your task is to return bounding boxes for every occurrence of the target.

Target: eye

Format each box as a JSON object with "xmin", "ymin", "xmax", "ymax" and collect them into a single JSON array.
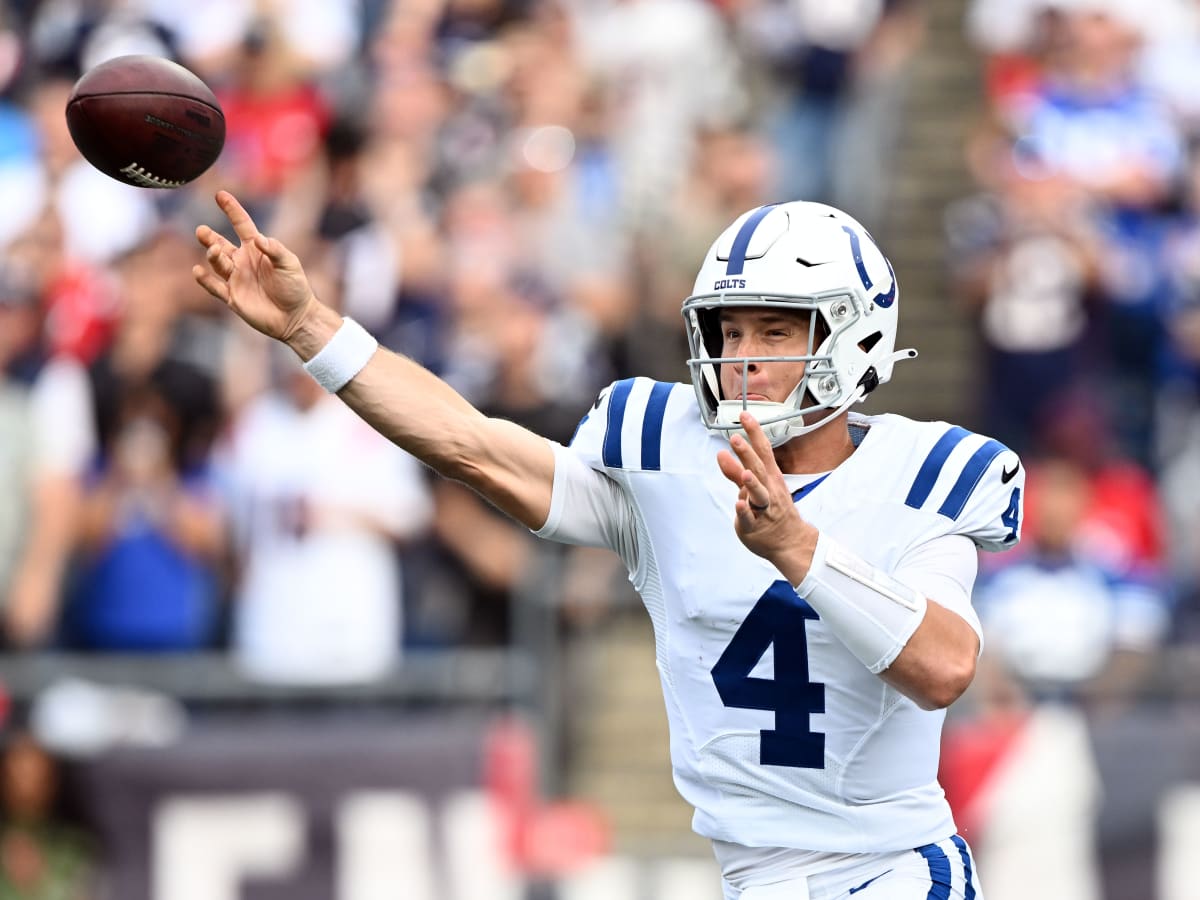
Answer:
[{"xmin": 723, "ymin": 328, "xmax": 740, "ymax": 341}]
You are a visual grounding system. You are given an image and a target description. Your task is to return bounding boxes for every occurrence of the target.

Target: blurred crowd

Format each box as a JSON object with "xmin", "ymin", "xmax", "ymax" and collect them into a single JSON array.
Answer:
[
  {"xmin": 0, "ymin": 0, "xmax": 923, "ymax": 680},
  {"xmin": 952, "ymin": 0, "xmax": 1200, "ymax": 703},
  {"xmin": 943, "ymin": 2, "xmax": 1200, "ymax": 895}
]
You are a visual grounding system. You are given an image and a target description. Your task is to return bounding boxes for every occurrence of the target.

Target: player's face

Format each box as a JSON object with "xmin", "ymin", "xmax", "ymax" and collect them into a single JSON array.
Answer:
[{"xmin": 717, "ymin": 308, "xmax": 812, "ymax": 404}]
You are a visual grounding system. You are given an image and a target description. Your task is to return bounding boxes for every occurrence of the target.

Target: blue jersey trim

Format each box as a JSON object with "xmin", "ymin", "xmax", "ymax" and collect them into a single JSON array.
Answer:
[
  {"xmin": 725, "ymin": 204, "xmax": 779, "ymax": 275},
  {"xmin": 569, "ymin": 413, "xmax": 589, "ymax": 446},
  {"xmin": 950, "ymin": 835, "xmax": 976, "ymax": 900},
  {"xmin": 791, "ymin": 473, "xmax": 830, "ymax": 503},
  {"xmin": 640, "ymin": 381, "xmax": 673, "ymax": 471},
  {"xmin": 917, "ymin": 842, "xmax": 952, "ymax": 900},
  {"xmin": 938, "ymin": 439, "xmax": 1005, "ymax": 520},
  {"xmin": 602, "ymin": 379, "xmax": 635, "ymax": 468},
  {"xmin": 905, "ymin": 426, "xmax": 971, "ymax": 510}
]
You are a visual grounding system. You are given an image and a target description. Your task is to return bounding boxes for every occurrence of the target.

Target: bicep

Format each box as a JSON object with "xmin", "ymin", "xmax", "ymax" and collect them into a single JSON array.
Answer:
[
  {"xmin": 461, "ymin": 417, "xmax": 558, "ymax": 531},
  {"xmin": 333, "ymin": 347, "xmax": 557, "ymax": 530}
]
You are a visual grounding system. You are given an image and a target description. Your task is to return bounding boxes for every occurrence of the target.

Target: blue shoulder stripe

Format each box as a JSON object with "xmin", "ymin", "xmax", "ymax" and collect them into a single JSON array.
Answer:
[
  {"xmin": 640, "ymin": 381, "xmax": 673, "ymax": 471},
  {"xmin": 905, "ymin": 426, "xmax": 971, "ymax": 510},
  {"xmin": 602, "ymin": 378, "xmax": 635, "ymax": 468},
  {"xmin": 938, "ymin": 439, "xmax": 1006, "ymax": 520}
]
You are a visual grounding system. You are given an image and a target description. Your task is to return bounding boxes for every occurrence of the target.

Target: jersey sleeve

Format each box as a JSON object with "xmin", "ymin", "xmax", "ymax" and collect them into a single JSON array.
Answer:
[
  {"xmin": 534, "ymin": 442, "xmax": 639, "ymax": 571},
  {"xmin": 563, "ymin": 379, "xmax": 619, "ymax": 470},
  {"xmin": 894, "ymin": 533, "xmax": 983, "ymax": 647},
  {"xmin": 898, "ymin": 423, "xmax": 1025, "ymax": 553},
  {"xmin": 533, "ymin": 380, "xmax": 641, "ymax": 571},
  {"xmin": 954, "ymin": 446, "xmax": 1025, "ymax": 552}
]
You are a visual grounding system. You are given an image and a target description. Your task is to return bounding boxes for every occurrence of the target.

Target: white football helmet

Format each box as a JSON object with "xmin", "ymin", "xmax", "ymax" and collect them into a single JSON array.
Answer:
[{"xmin": 682, "ymin": 201, "xmax": 917, "ymax": 447}]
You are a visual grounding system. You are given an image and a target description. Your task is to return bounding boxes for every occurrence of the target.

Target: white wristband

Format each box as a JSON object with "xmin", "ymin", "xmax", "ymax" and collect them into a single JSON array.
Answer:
[
  {"xmin": 302, "ymin": 317, "xmax": 378, "ymax": 393},
  {"xmin": 794, "ymin": 533, "xmax": 928, "ymax": 674}
]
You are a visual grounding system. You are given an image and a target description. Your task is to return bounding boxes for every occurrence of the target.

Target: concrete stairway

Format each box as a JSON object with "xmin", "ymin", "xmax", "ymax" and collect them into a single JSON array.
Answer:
[
  {"xmin": 864, "ymin": 0, "xmax": 988, "ymax": 426},
  {"xmin": 566, "ymin": 612, "xmax": 711, "ymax": 858}
]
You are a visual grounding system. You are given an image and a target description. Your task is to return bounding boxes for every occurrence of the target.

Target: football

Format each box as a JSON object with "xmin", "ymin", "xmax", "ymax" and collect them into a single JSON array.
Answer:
[{"xmin": 65, "ymin": 55, "xmax": 225, "ymax": 189}]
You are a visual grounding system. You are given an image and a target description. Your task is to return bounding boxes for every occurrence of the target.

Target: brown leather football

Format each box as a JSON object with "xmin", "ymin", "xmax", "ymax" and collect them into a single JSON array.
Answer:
[{"xmin": 65, "ymin": 55, "xmax": 225, "ymax": 189}]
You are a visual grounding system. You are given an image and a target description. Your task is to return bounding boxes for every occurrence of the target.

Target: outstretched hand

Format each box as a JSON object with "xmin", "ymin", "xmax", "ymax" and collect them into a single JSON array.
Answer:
[
  {"xmin": 716, "ymin": 412, "xmax": 818, "ymax": 575},
  {"xmin": 193, "ymin": 191, "xmax": 318, "ymax": 344}
]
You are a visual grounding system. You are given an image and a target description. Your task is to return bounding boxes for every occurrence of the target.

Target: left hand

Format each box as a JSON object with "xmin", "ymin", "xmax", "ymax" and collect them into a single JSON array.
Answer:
[{"xmin": 716, "ymin": 412, "xmax": 818, "ymax": 576}]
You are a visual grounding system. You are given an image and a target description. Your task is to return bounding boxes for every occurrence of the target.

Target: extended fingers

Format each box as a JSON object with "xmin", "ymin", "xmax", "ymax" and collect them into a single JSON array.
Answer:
[
  {"xmin": 253, "ymin": 233, "xmax": 291, "ymax": 267},
  {"xmin": 717, "ymin": 448, "xmax": 770, "ymax": 512},
  {"xmin": 204, "ymin": 241, "xmax": 236, "ymax": 279},
  {"xmin": 739, "ymin": 412, "xmax": 780, "ymax": 470},
  {"xmin": 192, "ymin": 265, "xmax": 230, "ymax": 304},
  {"xmin": 729, "ymin": 431, "xmax": 771, "ymax": 491},
  {"xmin": 216, "ymin": 190, "xmax": 261, "ymax": 244}
]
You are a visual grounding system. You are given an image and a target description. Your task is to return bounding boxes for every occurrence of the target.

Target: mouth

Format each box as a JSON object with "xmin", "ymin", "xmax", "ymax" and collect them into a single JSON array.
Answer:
[{"xmin": 733, "ymin": 393, "xmax": 770, "ymax": 402}]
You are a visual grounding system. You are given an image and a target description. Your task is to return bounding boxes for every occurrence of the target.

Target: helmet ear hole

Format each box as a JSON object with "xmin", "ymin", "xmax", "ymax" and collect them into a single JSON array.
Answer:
[{"xmin": 858, "ymin": 331, "xmax": 883, "ymax": 353}]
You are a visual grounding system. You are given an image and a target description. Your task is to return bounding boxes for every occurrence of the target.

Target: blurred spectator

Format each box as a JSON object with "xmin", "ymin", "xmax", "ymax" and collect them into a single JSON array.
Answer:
[
  {"xmin": 733, "ymin": 0, "xmax": 924, "ymax": 226},
  {"xmin": 87, "ymin": 229, "xmax": 222, "ymax": 476},
  {"xmin": 940, "ymin": 451, "xmax": 1169, "ymax": 900},
  {"xmin": 25, "ymin": 72, "xmax": 160, "ymax": 267},
  {"xmin": 418, "ymin": 278, "xmax": 596, "ymax": 647},
  {"xmin": 68, "ymin": 384, "xmax": 223, "ymax": 652},
  {"xmin": 56, "ymin": 227, "xmax": 224, "ymax": 652},
  {"xmin": 1157, "ymin": 411, "xmax": 1200, "ymax": 639},
  {"xmin": 939, "ymin": 687, "xmax": 1104, "ymax": 900},
  {"xmin": 26, "ymin": 0, "xmax": 176, "ymax": 77},
  {"xmin": 1031, "ymin": 394, "xmax": 1167, "ymax": 574},
  {"xmin": 974, "ymin": 455, "xmax": 1170, "ymax": 705},
  {"xmin": 966, "ymin": 0, "xmax": 1071, "ymax": 113},
  {"xmin": 571, "ymin": 0, "xmax": 744, "ymax": 226},
  {"xmin": 1156, "ymin": 170, "xmax": 1200, "ymax": 634},
  {"xmin": 1132, "ymin": 0, "xmax": 1200, "ymax": 138},
  {"xmin": 1000, "ymin": 0, "xmax": 1187, "ymax": 463},
  {"xmin": 624, "ymin": 124, "xmax": 774, "ymax": 383},
  {"xmin": 218, "ymin": 346, "xmax": 433, "ymax": 685},
  {"xmin": 505, "ymin": 118, "xmax": 633, "ymax": 350},
  {"xmin": 1000, "ymin": 0, "xmax": 1184, "ymax": 209},
  {"xmin": 0, "ymin": 264, "xmax": 94, "ymax": 651},
  {"xmin": 0, "ymin": 8, "xmax": 43, "ymax": 254},
  {"xmin": 945, "ymin": 129, "xmax": 1104, "ymax": 453},
  {"xmin": 209, "ymin": 15, "xmax": 332, "ymax": 218},
  {"xmin": 164, "ymin": 0, "xmax": 364, "ymax": 82},
  {"xmin": 0, "ymin": 729, "xmax": 92, "ymax": 900}
]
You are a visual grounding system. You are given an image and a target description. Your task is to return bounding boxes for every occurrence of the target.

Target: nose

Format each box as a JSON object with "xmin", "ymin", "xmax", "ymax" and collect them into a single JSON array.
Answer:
[{"xmin": 735, "ymin": 334, "xmax": 764, "ymax": 372}]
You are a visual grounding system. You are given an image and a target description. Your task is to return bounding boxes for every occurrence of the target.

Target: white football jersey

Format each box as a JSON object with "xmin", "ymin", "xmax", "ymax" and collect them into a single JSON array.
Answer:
[{"xmin": 538, "ymin": 377, "xmax": 1024, "ymax": 852}]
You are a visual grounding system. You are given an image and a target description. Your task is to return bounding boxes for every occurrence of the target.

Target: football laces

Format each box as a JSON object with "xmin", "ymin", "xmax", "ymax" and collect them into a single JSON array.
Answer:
[{"xmin": 119, "ymin": 162, "xmax": 186, "ymax": 189}]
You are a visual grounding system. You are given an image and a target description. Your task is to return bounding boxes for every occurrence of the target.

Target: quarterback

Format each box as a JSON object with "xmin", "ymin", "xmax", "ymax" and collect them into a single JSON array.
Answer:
[{"xmin": 195, "ymin": 194, "xmax": 1022, "ymax": 899}]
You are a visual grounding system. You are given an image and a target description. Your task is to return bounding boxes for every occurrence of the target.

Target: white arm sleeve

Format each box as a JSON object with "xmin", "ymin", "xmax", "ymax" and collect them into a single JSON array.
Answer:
[
  {"xmin": 534, "ymin": 441, "xmax": 640, "ymax": 573},
  {"xmin": 797, "ymin": 531, "xmax": 983, "ymax": 674},
  {"xmin": 896, "ymin": 533, "xmax": 983, "ymax": 647}
]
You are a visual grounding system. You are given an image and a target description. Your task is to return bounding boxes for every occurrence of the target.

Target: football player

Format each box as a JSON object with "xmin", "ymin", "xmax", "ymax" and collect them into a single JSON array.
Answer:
[{"xmin": 195, "ymin": 193, "xmax": 1023, "ymax": 899}]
